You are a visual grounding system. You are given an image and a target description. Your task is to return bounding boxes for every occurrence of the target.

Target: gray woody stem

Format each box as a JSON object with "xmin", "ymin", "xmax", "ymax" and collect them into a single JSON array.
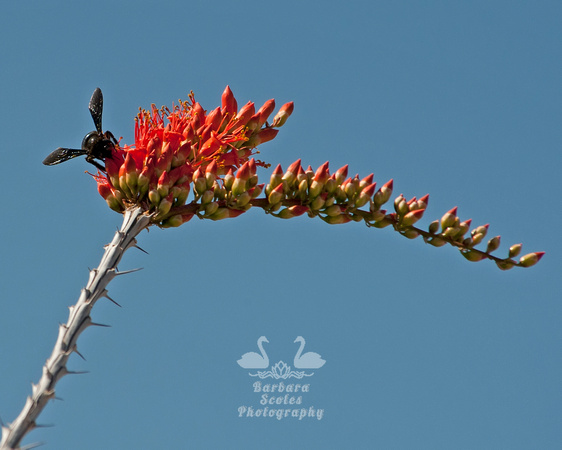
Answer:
[{"xmin": 1, "ymin": 207, "xmax": 150, "ymax": 450}]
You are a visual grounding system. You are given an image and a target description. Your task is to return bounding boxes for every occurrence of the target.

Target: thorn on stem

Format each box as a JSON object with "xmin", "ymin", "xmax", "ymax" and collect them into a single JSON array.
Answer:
[
  {"xmin": 89, "ymin": 322, "xmax": 111, "ymax": 328},
  {"xmin": 21, "ymin": 441, "xmax": 46, "ymax": 450},
  {"xmin": 66, "ymin": 370, "xmax": 90, "ymax": 375},
  {"xmin": 73, "ymin": 347, "xmax": 86, "ymax": 361},
  {"xmin": 105, "ymin": 294, "xmax": 122, "ymax": 307},
  {"xmin": 134, "ymin": 244, "xmax": 149, "ymax": 254},
  {"xmin": 115, "ymin": 267, "xmax": 143, "ymax": 275}
]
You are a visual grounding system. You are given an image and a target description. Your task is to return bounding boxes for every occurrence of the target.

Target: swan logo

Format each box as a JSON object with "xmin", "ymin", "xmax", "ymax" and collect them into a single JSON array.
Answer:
[
  {"xmin": 237, "ymin": 336, "xmax": 326, "ymax": 379},
  {"xmin": 237, "ymin": 336, "xmax": 326, "ymax": 421}
]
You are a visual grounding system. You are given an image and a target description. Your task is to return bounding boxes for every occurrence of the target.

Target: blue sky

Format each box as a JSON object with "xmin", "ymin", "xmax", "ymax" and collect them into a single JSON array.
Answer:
[{"xmin": 1, "ymin": 1, "xmax": 560, "ymax": 448}]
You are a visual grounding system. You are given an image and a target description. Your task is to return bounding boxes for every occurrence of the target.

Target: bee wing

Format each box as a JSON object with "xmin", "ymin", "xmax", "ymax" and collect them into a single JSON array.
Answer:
[
  {"xmin": 43, "ymin": 147, "xmax": 87, "ymax": 166},
  {"xmin": 89, "ymin": 87, "xmax": 104, "ymax": 134}
]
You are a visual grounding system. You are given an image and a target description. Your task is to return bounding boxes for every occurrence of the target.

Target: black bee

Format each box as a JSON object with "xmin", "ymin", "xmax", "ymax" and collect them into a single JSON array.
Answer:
[{"xmin": 43, "ymin": 87, "xmax": 118, "ymax": 172}]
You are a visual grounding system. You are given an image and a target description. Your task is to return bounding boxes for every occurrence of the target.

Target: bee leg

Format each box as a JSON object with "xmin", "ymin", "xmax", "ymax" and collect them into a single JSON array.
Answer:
[
  {"xmin": 86, "ymin": 155, "xmax": 106, "ymax": 172},
  {"xmin": 105, "ymin": 130, "xmax": 119, "ymax": 146}
]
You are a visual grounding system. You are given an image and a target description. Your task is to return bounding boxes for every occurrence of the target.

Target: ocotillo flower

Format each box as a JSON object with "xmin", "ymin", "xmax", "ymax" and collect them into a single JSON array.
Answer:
[{"xmin": 94, "ymin": 86, "xmax": 293, "ymax": 225}]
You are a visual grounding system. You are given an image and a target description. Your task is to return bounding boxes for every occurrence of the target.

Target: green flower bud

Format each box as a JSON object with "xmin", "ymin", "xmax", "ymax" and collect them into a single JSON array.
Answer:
[{"xmin": 508, "ymin": 244, "xmax": 522, "ymax": 258}]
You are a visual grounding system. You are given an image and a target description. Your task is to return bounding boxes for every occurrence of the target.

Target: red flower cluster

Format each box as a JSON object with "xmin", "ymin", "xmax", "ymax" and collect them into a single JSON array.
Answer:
[
  {"xmin": 91, "ymin": 87, "xmax": 543, "ymax": 269},
  {"xmin": 95, "ymin": 86, "xmax": 293, "ymax": 223}
]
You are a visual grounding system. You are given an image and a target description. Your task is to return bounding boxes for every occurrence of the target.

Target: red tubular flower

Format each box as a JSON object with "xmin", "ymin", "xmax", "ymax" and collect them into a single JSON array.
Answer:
[
  {"xmin": 255, "ymin": 99, "xmax": 275, "ymax": 128},
  {"xmin": 234, "ymin": 102, "xmax": 256, "ymax": 128},
  {"xmin": 221, "ymin": 86, "xmax": 238, "ymax": 115},
  {"xmin": 93, "ymin": 87, "xmax": 292, "ymax": 225},
  {"xmin": 246, "ymin": 128, "xmax": 279, "ymax": 147}
]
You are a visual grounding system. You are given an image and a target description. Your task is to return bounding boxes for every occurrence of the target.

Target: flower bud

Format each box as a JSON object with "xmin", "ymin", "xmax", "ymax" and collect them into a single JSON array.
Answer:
[
  {"xmin": 214, "ymin": 185, "xmax": 227, "ymax": 200},
  {"xmin": 270, "ymin": 202, "xmax": 282, "ymax": 212},
  {"xmin": 282, "ymin": 159, "xmax": 302, "ymax": 186},
  {"xmin": 256, "ymin": 99, "xmax": 276, "ymax": 127},
  {"xmin": 248, "ymin": 184, "xmax": 264, "ymax": 199},
  {"xmin": 272, "ymin": 101, "xmax": 294, "ymax": 127},
  {"xmin": 359, "ymin": 174, "xmax": 374, "ymax": 191},
  {"xmin": 298, "ymin": 179, "xmax": 309, "ymax": 197},
  {"xmin": 461, "ymin": 250, "xmax": 485, "ymax": 262},
  {"xmin": 496, "ymin": 260, "xmax": 515, "ymax": 270},
  {"xmin": 369, "ymin": 210, "xmax": 387, "ymax": 222},
  {"xmin": 235, "ymin": 191, "xmax": 251, "ymax": 207},
  {"xmin": 374, "ymin": 179, "xmax": 393, "ymax": 206},
  {"xmin": 417, "ymin": 194, "xmax": 429, "ymax": 210},
  {"xmin": 471, "ymin": 232, "xmax": 485, "ymax": 246},
  {"xmin": 472, "ymin": 224, "xmax": 489, "ymax": 238},
  {"xmin": 314, "ymin": 162, "xmax": 330, "ymax": 184},
  {"xmin": 204, "ymin": 202, "xmax": 219, "ymax": 216},
  {"xmin": 440, "ymin": 207, "xmax": 458, "ymax": 230},
  {"xmin": 158, "ymin": 193, "xmax": 173, "ymax": 216},
  {"xmin": 208, "ymin": 207, "xmax": 229, "ymax": 221},
  {"xmin": 277, "ymin": 205, "xmax": 309, "ymax": 219},
  {"xmin": 118, "ymin": 163, "xmax": 133, "ymax": 198},
  {"xmin": 428, "ymin": 220, "xmax": 440, "ymax": 234},
  {"xmin": 267, "ymin": 164, "xmax": 284, "ymax": 194},
  {"xmin": 204, "ymin": 106, "xmax": 223, "ymax": 129},
  {"xmin": 201, "ymin": 189, "xmax": 215, "ymax": 205},
  {"xmin": 334, "ymin": 165, "xmax": 348, "ymax": 185},
  {"xmin": 402, "ymin": 230, "xmax": 419, "ymax": 239},
  {"xmin": 157, "ymin": 171, "xmax": 171, "ymax": 198},
  {"xmin": 508, "ymin": 244, "xmax": 522, "ymax": 258},
  {"xmin": 310, "ymin": 196, "xmax": 325, "ymax": 210},
  {"xmin": 373, "ymin": 217, "xmax": 393, "ymax": 228},
  {"xmin": 401, "ymin": 209, "xmax": 425, "ymax": 226},
  {"xmin": 97, "ymin": 182, "xmax": 112, "ymax": 200},
  {"xmin": 429, "ymin": 237, "xmax": 447, "ymax": 247},
  {"xmin": 235, "ymin": 101, "xmax": 255, "ymax": 127},
  {"xmin": 231, "ymin": 162, "xmax": 250, "ymax": 196},
  {"xmin": 224, "ymin": 169, "xmax": 235, "ymax": 191},
  {"xmin": 324, "ymin": 205, "xmax": 344, "ymax": 217},
  {"xmin": 246, "ymin": 128, "xmax": 279, "ymax": 147},
  {"xmin": 322, "ymin": 214, "xmax": 352, "ymax": 225},
  {"xmin": 124, "ymin": 153, "xmax": 139, "ymax": 195},
  {"xmin": 309, "ymin": 180, "xmax": 323, "ymax": 198},
  {"xmin": 344, "ymin": 178, "xmax": 357, "ymax": 199},
  {"xmin": 486, "ymin": 236, "xmax": 501, "ymax": 253},
  {"xmin": 173, "ymin": 183, "xmax": 190, "ymax": 206},
  {"xmin": 148, "ymin": 189, "xmax": 160, "ymax": 206},
  {"xmin": 137, "ymin": 164, "xmax": 153, "ymax": 198},
  {"xmin": 518, "ymin": 252, "xmax": 545, "ymax": 267},
  {"xmin": 457, "ymin": 219, "xmax": 471, "ymax": 237},
  {"xmin": 394, "ymin": 194, "xmax": 408, "ymax": 215},
  {"xmin": 324, "ymin": 178, "xmax": 337, "ymax": 195},
  {"xmin": 192, "ymin": 169, "xmax": 207, "ymax": 195},
  {"xmin": 205, "ymin": 159, "xmax": 218, "ymax": 184},
  {"xmin": 221, "ymin": 86, "xmax": 238, "ymax": 114},
  {"xmin": 355, "ymin": 182, "xmax": 377, "ymax": 208},
  {"xmin": 268, "ymin": 183, "xmax": 285, "ymax": 205},
  {"xmin": 190, "ymin": 102, "xmax": 205, "ymax": 130},
  {"xmin": 161, "ymin": 214, "xmax": 183, "ymax": 228},
  {"xmin": 231, "ymin": 178, "xmax": 247, "ymax": 197}
]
